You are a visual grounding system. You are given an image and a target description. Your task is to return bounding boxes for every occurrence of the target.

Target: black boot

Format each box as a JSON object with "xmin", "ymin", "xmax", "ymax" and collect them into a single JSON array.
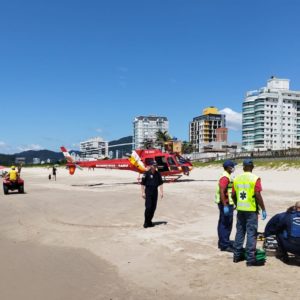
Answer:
[
  {"xmin": 246, "ymin": 260, "xmax": 265, "ymax": 267},
  {"xmin": 143, "ymin": 222, "xmax": 154, "ymax": 228}
]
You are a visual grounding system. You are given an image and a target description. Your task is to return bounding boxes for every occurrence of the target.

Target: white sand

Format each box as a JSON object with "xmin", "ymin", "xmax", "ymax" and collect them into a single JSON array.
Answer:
[{"xmin": 0, "ymin": 165, "xmax": 300, "ymax": 299}]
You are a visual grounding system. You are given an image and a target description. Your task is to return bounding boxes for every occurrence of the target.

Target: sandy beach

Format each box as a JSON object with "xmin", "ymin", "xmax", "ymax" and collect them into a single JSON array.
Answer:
[{"xmin": 0, "ymin": 165, "xmax": 300, "ymax": 299}]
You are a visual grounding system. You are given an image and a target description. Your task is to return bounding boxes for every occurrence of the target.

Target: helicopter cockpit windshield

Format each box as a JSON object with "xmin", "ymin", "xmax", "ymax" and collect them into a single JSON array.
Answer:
[{"xmin": 175, "ymin": 155, "xmax": 188, "ymax": 165}]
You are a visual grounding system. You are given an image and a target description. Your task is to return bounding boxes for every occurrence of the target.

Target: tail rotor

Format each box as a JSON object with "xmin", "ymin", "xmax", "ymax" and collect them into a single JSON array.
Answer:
[{"xmin": 60, "ymin": 146, "xmax": 82, "ymax": 175}]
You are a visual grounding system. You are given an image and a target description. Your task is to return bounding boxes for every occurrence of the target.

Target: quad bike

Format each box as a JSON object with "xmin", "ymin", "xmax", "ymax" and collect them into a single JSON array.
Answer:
[{"xmin": 3, "ymin": 177, "xmax": 25, "ymax": 195}]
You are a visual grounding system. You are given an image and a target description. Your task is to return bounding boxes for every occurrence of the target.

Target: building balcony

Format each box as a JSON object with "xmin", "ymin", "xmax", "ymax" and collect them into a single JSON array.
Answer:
[
  {"xmin": 254, "ymin": 134, "xmax": 264, "ymax": 139},
  {"xmin": 254, "ymin": 127, "xmax": 264, "ymax": 131},
  {"xmin": 243, "ymin": 118, "xmax": 255, "ymax": 124},
  {"xmin": 254, "ymin": 123, "xmax": 264, "ymax": 128},
  {"xmin": 254, "ymin": 141, "xmax": 265, "ymax": 145},
  {"xmin": 243, "ymin": 111, "xmax": 255, "ymax": 116},
  {"xmin": 243, "ymin": 108, "xmax": 255, "ymax": 113},
  {"xmin": 254, "ymin": 106, "xmax": 265, "ymax": 111},
  {"xmin": 255, "ymin": 111, "xmax": 265, "ymax": 116},
  {"xmin": 254, "ymin": 99, "xmax": 265, "ymax": 105}
]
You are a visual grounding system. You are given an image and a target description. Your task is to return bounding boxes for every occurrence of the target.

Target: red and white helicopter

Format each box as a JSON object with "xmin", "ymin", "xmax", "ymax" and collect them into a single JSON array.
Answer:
[{"xmin": 61, "ymin": 146, "xmax": 193, "ymax": 181}]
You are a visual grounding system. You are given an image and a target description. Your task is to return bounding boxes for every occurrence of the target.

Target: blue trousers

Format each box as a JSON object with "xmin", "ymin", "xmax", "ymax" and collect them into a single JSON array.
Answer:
[
  {"xmin": 217, "ymin": 203, "xmax": 234, "ymax": 250},
  {"xmin": 277, "ymin": 233, "xmax": 300, "ymax": 256},
  {"xmin": 234, "ymin": 211, "xmax": 258, "ymax": 263}
]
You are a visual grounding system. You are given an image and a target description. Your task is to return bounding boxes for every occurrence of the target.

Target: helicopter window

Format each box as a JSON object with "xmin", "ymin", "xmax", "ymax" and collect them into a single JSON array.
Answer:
[
  {"xmin": 145, "ymin": 158, "xmax": 155, "ymax": 166},
  {"xmin": 154, "ymin": 156, "xmax": 169, "ymax": 172},
  {"xmin": 175, "ymin": 155, "xmax": 187, "ymax": 164},
  {"xmin": 167, "ymin": 157, "xmax": 176, "ymax": 166},
  {"xmin": 155, "ymin": 156, "xmax": 167, "ymax": 164}
]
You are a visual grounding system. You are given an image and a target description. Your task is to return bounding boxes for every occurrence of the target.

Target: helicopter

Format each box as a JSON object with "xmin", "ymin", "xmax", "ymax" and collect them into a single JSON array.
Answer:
[{"xmin": 61, "ymin": 146, "xmax": 193, "ymax": 181}]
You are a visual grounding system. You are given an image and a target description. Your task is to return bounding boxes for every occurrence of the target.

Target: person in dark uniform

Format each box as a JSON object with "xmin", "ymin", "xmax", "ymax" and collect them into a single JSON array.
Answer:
[
  {"xmin": 141, "ymin": 161, "xmax": 163, "ymax": 228},
  {"xmin": 264, "ymin": 201, "xmax": 300, "ymax": 262},
  {"xmin": 52, "ymin": 166, "xmax": 57, "ymax": 181}
]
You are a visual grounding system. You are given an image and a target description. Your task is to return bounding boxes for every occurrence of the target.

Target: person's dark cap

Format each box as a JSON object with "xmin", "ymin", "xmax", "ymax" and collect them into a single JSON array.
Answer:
[
  {"xmin": 223, "ymin": 160, "xmax": 237, "ymax": 168},
  {"xmin": 243, "ymin": 159, "xmax": 254, "ymax": 166},
  {"xmin": 149, "ymin": 161, "xmax": 157, "ymax": 166}
]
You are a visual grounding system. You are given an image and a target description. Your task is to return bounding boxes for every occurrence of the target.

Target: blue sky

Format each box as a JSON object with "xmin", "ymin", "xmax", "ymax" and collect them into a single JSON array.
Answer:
[{"xmin": 1, "ymin": 0, "xmax": 300, "ymax": 153}]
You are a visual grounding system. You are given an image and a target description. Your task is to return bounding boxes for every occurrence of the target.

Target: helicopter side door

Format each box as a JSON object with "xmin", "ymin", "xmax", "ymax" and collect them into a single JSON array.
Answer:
[
  {"xmin": 154, "ymin": 156, "xmax": 169, "ymax": 172},
  {"xmin": 167, "ymin": 156, "xmax": 179, "ymax": 171}
]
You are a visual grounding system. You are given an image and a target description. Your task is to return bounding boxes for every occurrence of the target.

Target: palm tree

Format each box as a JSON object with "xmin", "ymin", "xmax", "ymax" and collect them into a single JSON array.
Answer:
[
  {"xmin": 182, "ymin": 141, "xmax": 194, "ymax": 154},
  {"xmin": 143, "ymin": 138, "xmax": 155, "ymax": 149},
  {"xmin": 155, "ymin": 130, "xmax": 172, "ymax": 150}
]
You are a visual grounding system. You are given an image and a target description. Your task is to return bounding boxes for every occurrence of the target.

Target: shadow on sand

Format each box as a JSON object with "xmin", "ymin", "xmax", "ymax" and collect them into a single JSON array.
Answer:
[
  {"xmin": 71, "ymin": 179, "xmax": 216, "ymax": 188},
  {"xmin": 152, "ymin": 221, "xmax": 168, "ymax": 227},
  {"xmin": 4, "ymin": 192, "xmax": 27, "ymax": 195},
  {"xmin": 72, "ymin": 182, "xmax": 139, "ymax": 187},
  {"xmin": 173, "ymin": 179, "xmax": 217, "ymax": 183}
]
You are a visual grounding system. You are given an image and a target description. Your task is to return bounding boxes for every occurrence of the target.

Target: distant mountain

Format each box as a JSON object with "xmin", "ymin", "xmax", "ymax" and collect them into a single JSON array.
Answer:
[
  {"xmin": 0, "ymin": 149, "xmax": 78, "ymax": 165},
  {"xmin": 0, "ymin": 154, "xmax": 15, "ymax": 166},
  {"xmin": 108, "ymin": 136, "xmax": 133, "ymax": 146},
  {"xmin": 0, "ymin": 137, "xmax": 133, "ymax": 164},
  {"xmin": 16, "ymin": 150, "xmax": 64, "ymax": 162},
  {"xmin": 108, "ymin": 136, "xmax": 133, "ymax": 158}
]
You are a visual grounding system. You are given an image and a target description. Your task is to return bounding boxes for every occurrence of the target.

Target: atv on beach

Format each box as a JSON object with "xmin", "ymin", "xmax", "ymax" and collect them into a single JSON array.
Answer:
[{"xmin": 3, "ymin": 178, "xmax": 25, "ymax": 195}]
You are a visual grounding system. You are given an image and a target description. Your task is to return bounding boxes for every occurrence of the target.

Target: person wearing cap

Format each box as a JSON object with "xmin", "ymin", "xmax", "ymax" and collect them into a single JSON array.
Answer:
[
  {"xmin": 6, "ymin": 166, "xmax": 19, "ymax": 182},
  {"xmin": 264, "ymin": 201, "xmax": 300, "ymax": 262},
  {"xmin": 141, "ymin": 161, "xmax": 163, "ymax": 228},
  {"xmin": 215, "ymin": 160, "xmax": 237, "ymax": 252},
  {"xmin": 232, "ymin": 159, "xmax": 267, "ymax": 267}
]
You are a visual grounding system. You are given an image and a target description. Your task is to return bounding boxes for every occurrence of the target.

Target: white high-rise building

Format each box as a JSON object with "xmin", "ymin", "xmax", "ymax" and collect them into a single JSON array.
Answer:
[
  {"xmin": 80, "ymin": 137, "xmax": 108, "ymax": 159},
  {"xmin": 242, "ymin": 77, "xmax": 300, "ymax": 151},
  {"xmin": 133, "ymin": 115, "xmax": 169, "ymax": 149}
]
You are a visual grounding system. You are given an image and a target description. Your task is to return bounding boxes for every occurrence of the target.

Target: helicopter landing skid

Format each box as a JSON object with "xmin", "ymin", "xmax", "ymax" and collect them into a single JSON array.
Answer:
[{"xmin": 163, "ymin": 175, "xmax": 182, "ymax": 183}]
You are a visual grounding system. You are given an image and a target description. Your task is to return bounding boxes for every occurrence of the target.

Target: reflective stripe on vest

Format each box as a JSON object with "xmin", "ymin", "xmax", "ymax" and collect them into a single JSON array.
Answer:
[
  {"xmin": 215, "ymin": 171, "xmax": 234, "ymax": 205},
  {"xmin": 233, "ymin": 172, "xmax": 259, "ymax": 212}
]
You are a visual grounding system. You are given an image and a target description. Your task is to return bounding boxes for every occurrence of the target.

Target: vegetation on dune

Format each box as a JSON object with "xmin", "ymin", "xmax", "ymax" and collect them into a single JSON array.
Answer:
[{"xmin": 192, "ymin": 159, "xmax": 300, "ymax": 169}]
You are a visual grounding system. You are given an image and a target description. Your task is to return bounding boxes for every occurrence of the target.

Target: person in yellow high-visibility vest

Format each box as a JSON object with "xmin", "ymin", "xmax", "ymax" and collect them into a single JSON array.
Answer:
[
  {"xmin": 232, "ymin": 159, "xmax": 267, "ymax": 267},
  {"xmin": 215, "ymin": 160, "xmax": 237, "ymax": 252},
  {"xmin": 6, "ymin": 166, "xmax": 19, "ymax": 181}
]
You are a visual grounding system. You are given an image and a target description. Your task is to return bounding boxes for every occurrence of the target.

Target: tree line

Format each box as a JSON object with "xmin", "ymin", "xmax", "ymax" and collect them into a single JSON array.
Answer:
[{"xmin": 143, "ymin": 130, "xmax": 194, "ymax": 154}]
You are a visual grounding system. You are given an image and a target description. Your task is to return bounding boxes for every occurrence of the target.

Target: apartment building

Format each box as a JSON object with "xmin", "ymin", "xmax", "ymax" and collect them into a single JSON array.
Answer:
[
  {"xmin": 242, "ymin": 77, "xmax": 300, "ymax": 151},
  {"xmin": 189, "ymin": 107, "xmax": 226, "ymax": 152},
  {"xmin": 80, "ymin": 137, "xmax": 108, "ymax": 159},
  {"xmin": 133, "ymin": 115, "xmax": 169, "ymax": 149}
]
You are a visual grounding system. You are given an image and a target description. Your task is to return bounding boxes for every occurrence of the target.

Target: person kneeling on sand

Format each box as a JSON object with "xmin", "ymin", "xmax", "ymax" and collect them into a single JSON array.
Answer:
[{"xmin": 264, "ymin": 201, "xmax": 300, "ymax": 262}]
